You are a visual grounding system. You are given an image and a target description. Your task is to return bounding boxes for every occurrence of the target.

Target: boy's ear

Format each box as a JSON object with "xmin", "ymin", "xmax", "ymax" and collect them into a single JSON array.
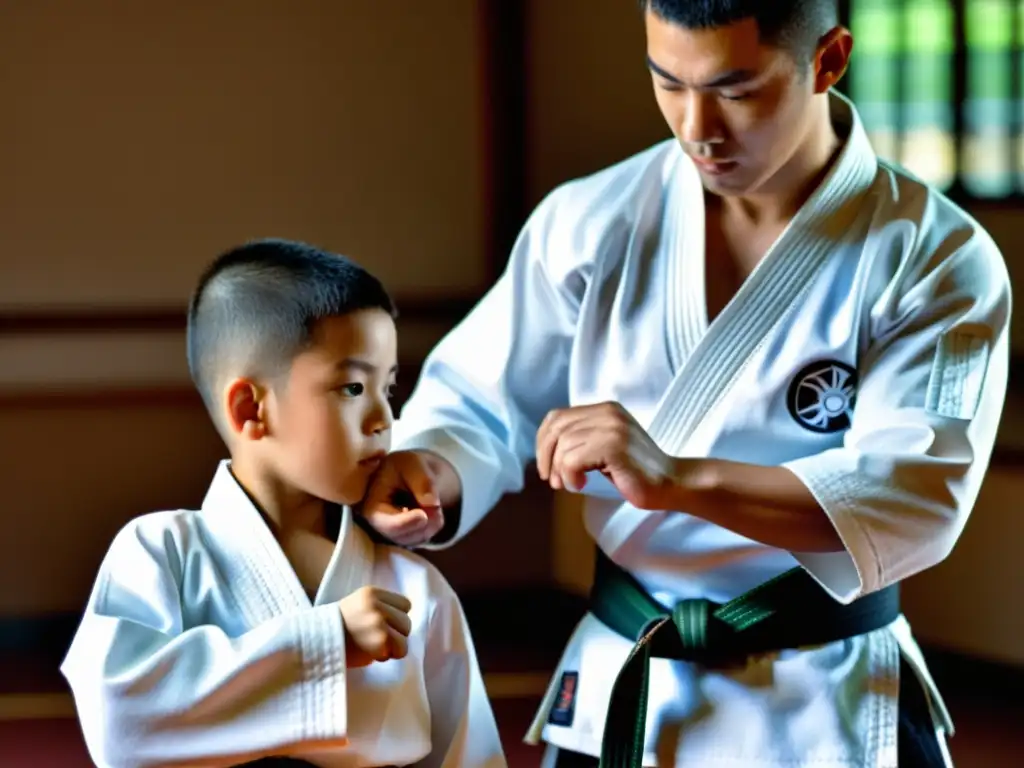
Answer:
[{"xmin": 223, "ymin": 378, "xmax": 268, "ymax": 440}]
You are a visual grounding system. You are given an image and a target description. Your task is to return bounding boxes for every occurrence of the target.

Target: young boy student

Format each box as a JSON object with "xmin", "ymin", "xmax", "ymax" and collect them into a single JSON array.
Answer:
[{"xmin": 60, "ymin": 239, "xmax": 507, "ymax": 768}]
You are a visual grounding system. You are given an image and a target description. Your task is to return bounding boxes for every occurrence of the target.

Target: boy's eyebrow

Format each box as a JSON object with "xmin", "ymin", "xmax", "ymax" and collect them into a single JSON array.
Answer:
[{"xmin": 337, "ymin": 358, "xmax": 399, "ymax": 375}]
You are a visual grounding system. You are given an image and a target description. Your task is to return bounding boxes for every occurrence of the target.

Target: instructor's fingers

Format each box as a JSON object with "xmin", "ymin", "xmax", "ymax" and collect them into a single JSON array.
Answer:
[
  {"xmin": 395, "ymin": 453, "xmax": 440, "ymax": 508},
  {"xmin": 537, "ymin": 406, "xmax": 597, "ymax": 481},
  {"xmin": 537, "ymin": 408, "xmax": 570, "ymax": 481},
  {"xmin": 555, "ymin": 437, "xmax": 604, "ymax": 493},
  {"xmin": 361, "ymin": 461, "xmax": 403, "ymax": 516},
  {"xmin": 363, "ymin": 506, "xmax": 429, "ymax": 539},
  {"xmin": 417, "ymin": 506, "xmax": 445, "ymax": 542}
]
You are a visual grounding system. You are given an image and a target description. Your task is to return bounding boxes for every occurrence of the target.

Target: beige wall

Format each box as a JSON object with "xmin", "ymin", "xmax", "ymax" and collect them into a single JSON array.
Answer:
[
  {"xmin": 0, "ymin": 0, "xmax": 554, "ymax": 616},
  {"xmin": 0, "ymin": 0, "xmax": 487, "ymax": 307}
]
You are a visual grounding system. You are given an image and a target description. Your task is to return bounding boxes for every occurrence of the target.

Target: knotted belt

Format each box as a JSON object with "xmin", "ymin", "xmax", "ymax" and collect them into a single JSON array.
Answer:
[{"xmin": 589, "ymin": 549, "xmax": 900, "ymax": 768}]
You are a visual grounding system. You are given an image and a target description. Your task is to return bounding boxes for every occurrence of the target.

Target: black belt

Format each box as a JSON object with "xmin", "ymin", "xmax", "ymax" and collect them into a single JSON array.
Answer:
[{"xmin": 589, "ymin": 549, "xmax": 900, "ymax": 768}]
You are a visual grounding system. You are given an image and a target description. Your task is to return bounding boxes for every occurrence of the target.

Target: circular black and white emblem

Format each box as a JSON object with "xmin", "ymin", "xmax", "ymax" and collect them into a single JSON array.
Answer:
[{"xmin": 786, "ymin": 360, "xmax": 858, "ymax": 434}]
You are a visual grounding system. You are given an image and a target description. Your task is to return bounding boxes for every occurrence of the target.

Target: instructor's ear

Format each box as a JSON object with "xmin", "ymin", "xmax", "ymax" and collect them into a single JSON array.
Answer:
[
  {"xmin": 812, "ymin": 26, "xmax": 853, "ymax": 94},
  {"xmin": 223, "ymin": 378, "xmax": 268, "ymax": 441}
]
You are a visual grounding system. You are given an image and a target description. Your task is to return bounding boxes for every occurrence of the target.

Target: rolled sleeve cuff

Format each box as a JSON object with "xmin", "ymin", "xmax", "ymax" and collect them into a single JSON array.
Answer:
[
  {"xmin": 782, "ymin": 451, "xmax": 882, "ymax": 604},
  {"xmin": 391, "ymin": 426, "xmax": 497, "ymax": 550}
]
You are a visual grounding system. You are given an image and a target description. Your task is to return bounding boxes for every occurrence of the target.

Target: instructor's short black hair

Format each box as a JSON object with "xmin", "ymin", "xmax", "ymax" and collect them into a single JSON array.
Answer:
[
  {"xmin": 187, "ymin": 238, "xmax": 397, "ymax": 424},
  {"xmin": 638, "ymin": 0, "xmax": 840, "ymax": 63}
]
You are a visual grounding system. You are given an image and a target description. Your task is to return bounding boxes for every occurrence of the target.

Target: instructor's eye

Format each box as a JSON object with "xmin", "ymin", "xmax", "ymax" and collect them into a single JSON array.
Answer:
[{"xmin": 338, "ymin": 383, "xmax": 364, "ymax": 397}]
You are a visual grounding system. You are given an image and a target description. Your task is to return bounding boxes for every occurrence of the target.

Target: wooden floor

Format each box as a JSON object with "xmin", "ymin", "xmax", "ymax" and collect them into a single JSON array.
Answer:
[{"xmin": 1, "ymin": 653, "xmax": 1021, "ymax": 766}]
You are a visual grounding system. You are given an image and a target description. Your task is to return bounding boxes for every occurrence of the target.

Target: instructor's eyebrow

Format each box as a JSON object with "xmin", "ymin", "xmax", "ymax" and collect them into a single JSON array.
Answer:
[{"xmin": 646, "ymin": 55, "xmax": 757, "ymax": 88}]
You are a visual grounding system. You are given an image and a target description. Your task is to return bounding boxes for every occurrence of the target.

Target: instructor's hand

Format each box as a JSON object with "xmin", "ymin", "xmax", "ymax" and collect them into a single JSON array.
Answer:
[
  {"xmin": 536, "ymin": 402, "xmax": 678, "ymax": 510},
  {"xmin": 360, "ymin": 451, "xmax": 445, "ymax": 546}
]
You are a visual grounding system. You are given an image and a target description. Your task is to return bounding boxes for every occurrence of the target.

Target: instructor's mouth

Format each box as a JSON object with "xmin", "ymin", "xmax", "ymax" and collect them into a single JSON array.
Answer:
[{"xmin": 689, "ymin": 157, "xmax": 739, "ymax": 176}]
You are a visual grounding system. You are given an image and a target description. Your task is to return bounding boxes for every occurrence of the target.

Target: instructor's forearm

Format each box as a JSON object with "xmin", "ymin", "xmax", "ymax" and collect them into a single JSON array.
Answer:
[{"xmin": 668, "ymin": 458, "xmax": 844, "ymax": 553}]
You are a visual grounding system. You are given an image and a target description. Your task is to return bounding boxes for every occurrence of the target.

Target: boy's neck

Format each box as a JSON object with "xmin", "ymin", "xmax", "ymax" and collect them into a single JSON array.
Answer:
[{"xmin": 228, "ymin": 456, "xmax": 326, "ymax": 536}]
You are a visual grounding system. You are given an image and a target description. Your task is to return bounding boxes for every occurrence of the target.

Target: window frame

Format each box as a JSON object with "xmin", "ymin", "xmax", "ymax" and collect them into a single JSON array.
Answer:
[{"xmin": 839, "ymin": 0, "xmax": 1022, "ymax": 209}]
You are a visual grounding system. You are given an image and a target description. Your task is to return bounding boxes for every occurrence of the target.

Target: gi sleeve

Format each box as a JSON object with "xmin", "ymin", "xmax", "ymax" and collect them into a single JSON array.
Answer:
[
  {"xmin": 783, "ymin": 225, "xmax": 1012, "ymax": 603},
  {"xmin": 392, "ymin": 186, "xmax": 583, "ymax": 547},
  {"xmin": 415, "ymin": 572, "xmax": 507, "ymax": 768},
  {"xmin": 59, "ymin": 520, "xmax": 349, "ymax": 768}
]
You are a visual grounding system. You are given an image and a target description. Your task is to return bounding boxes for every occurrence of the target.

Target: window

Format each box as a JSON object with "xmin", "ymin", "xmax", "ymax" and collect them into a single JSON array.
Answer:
[{"xmin": 843, "ymin": 0, "xmax": 1019, "ymax": 199}]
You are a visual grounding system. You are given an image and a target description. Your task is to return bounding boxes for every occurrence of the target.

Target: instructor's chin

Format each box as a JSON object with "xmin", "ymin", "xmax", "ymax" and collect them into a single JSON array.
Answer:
[{"xmin": 699, "ymin": 170, "xmax": 755, "ymax": 196}]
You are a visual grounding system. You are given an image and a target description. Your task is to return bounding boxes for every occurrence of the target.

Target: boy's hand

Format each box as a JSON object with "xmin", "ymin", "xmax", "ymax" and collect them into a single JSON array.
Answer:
[
  {"xmin": 339, "ymin": 586, "xmax": 413, "ymax": 668},
  {"xmin": 360, "ymin": 451, "xmax": 447, "ymax": 546}
]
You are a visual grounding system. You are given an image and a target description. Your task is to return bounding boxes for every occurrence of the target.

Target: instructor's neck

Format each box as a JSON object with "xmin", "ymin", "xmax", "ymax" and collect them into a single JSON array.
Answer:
[{"xmin": 726, "ymin": 101, "xmax": 841, "ymax": 224}]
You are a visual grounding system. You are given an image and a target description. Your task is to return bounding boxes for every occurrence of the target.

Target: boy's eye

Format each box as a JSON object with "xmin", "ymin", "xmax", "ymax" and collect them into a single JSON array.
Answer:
[{"xmin": 339, "ymin": 383, "xmax": 364, "ymax": 397}]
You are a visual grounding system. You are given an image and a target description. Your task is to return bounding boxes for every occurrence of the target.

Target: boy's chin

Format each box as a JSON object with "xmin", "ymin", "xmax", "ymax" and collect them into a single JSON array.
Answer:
[{"xmin": 320, "ymin": 476, "xmax": 370, "ymax": 509}]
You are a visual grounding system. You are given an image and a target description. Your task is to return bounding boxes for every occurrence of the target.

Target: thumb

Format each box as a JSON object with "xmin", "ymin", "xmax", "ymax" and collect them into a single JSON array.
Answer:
[
  {"xmin": 362, "ymin": 460, "xmax": 403, "ymax": 513},
  {"xmin": 398, "ymin": 454, "xmax": 440, "ymax": 508}
]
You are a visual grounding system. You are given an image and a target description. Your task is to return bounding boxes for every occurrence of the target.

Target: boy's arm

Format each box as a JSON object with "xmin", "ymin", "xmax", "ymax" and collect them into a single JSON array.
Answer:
[
  {"xmin": 414, "ymin": 575, "xmax": 507, "ymax": 768},
  {"xmin": 60, "ymin": 522, "xmax": 350, "ymax": 768}
]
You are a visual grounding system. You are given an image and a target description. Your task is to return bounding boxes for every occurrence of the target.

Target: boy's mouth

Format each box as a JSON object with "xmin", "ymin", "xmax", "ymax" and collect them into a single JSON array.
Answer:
[{"xmin": 359, "ymin": 451, "xmax": 386, "ymax": 469}]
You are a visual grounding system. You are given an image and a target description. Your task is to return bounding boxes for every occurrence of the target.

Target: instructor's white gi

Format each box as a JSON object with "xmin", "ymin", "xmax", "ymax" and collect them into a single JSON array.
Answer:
[
  {"xmin": 60, "ymin": 461, "xmax": 506, "ymax": 768},
  {"xmin": 392, "ymin": 92, "xmax": 1012, "ymax": 767}
]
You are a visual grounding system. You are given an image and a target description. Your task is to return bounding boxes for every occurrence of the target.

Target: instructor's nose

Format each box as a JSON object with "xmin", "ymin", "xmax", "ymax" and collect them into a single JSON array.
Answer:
[{"xmin": 678, "ymin": 91, "xmax": 722, "ymax": 146}]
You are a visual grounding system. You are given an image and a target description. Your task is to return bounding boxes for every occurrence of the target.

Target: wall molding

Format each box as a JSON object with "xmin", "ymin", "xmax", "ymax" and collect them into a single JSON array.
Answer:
[
  {"xmin": 2, "ymin": 303, "xmax": 1021, "ymax": 462},
  {"xmin": 0, "ymin": 294, "xmax": 478, "ymax": 407},
  {"xmin": 0, "ymin": 293, "xmax": 480, "ymax": 335}
]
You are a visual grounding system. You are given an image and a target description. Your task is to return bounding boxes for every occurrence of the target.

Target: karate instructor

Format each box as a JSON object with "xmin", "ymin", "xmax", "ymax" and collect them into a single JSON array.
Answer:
[{"xmin": 361, "ymin": 1, "xmax": 1011, "ymax": 767}]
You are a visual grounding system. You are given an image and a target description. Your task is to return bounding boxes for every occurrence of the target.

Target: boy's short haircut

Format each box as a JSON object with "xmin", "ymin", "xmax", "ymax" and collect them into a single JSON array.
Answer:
[{"xmin": 187, "ymin": 238, "xmax": 397, "ymax": 430}]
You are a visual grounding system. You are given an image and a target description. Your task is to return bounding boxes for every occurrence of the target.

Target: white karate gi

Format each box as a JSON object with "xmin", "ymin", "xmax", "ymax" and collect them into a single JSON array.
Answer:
[
  {"xmin": 392, "ymin": 91, "xmax": 1011, "ymax": 767},
  {"xmin": 60, "ymin": 461, "xmax": 506, "ymax": 768}
]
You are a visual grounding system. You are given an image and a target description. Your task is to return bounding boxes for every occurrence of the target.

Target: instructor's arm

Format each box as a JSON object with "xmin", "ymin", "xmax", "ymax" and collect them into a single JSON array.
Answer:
[
  {"xmin": 359, "ymin": 185, "xmax": 585, "ymax": 548},
  {"xmin": 538, "ymin": 233, "xmax": 1011, "ymax": 601},
  {"xmin": 535, "ymin": 401, "xmax": 843, "ymax": 553}
]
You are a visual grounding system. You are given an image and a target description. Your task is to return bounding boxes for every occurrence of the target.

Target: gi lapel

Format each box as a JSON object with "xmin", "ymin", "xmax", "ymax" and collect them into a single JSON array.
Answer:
[
  {"xmin": 664, "ymin": 154, "xmax": 707, "ymax": 374},
  {"xmin": 653, "ymin": 91, "xmax": 879, "ymax": 458},
  {"xmin": 313, "ymin": 505, "xmax": 375, "ymax": 606},
  {"xmin": 200, "ymin": 462, "xmax": 311, "ymax": 626},
  {"xmin": 199, "ymin": 462, "xmax": 373, "ymax": 626}
]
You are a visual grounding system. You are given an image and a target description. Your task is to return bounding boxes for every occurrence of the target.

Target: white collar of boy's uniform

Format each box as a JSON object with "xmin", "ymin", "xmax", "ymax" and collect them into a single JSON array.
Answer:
[{"xmin": 198, "ymin": 460, "xmax": 375, "ymax": 625}]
